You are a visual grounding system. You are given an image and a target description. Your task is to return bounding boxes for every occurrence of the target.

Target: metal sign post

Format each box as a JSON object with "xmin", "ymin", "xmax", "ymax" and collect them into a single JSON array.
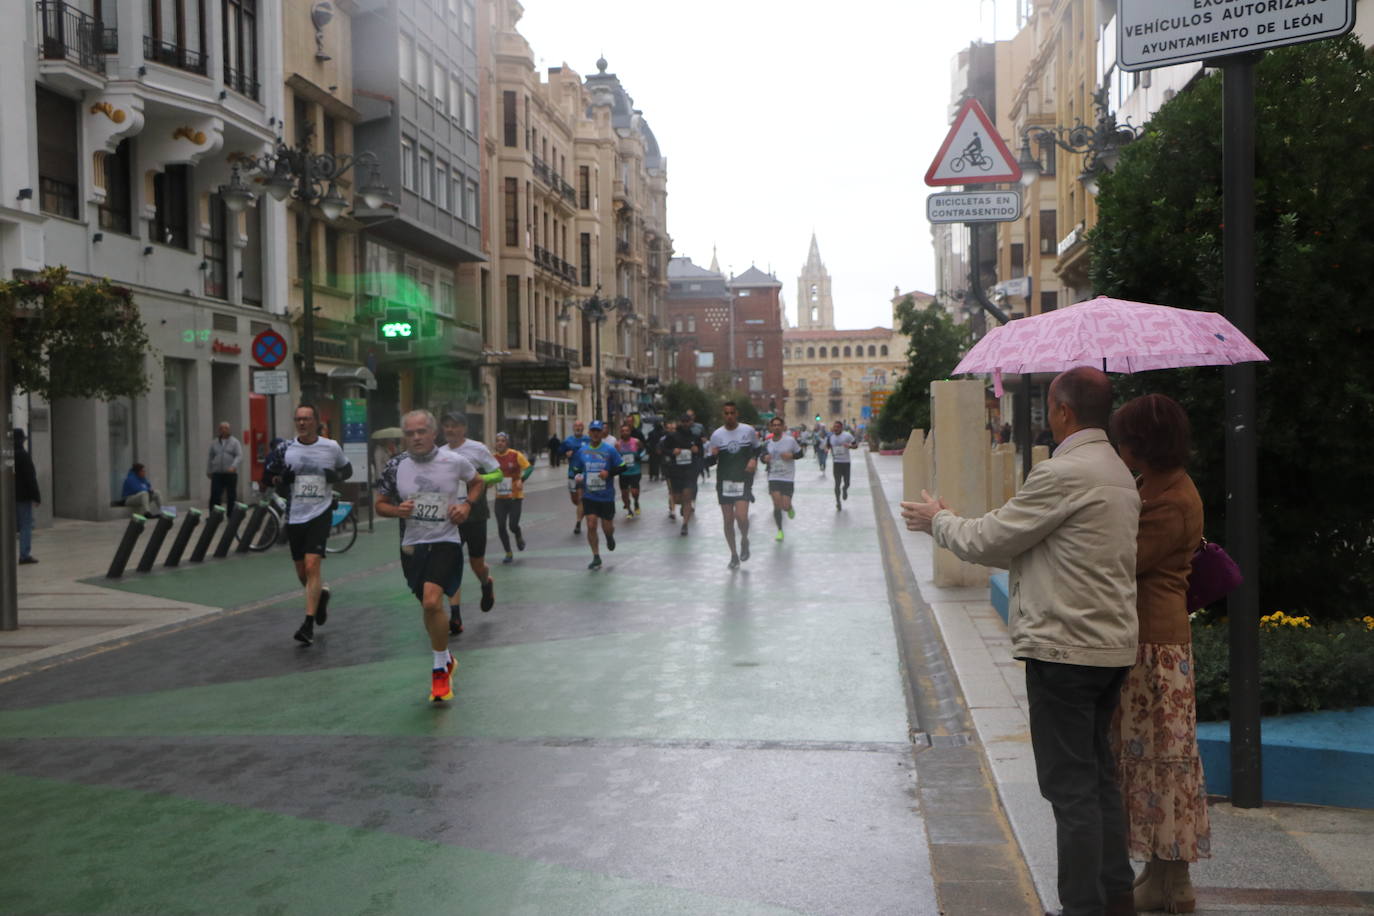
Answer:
[{"xmin": 0, "ymin": 338, "xmax": 16, "ymax": 631}]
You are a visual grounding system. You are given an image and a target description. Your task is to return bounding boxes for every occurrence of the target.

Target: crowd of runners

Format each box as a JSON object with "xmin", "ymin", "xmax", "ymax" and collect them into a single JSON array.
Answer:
[{"xmin": 264, "ymin": 401, "xmax": 864, "ymax": 703}]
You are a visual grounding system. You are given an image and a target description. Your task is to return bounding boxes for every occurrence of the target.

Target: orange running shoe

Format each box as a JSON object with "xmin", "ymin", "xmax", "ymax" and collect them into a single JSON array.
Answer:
[{"xmin": 430, "ymin": 664, "xmax": 454, "ymax": 702}]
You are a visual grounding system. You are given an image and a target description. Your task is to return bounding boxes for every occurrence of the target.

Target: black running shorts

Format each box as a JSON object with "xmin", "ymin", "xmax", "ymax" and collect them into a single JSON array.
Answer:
[
  {"xmin": 768, "ymin": 481, "xmax": 795, "ymax": 497},
  {"xmin": 619, "ymin": 473, "xmax": 641, "ymax": 493},
  {"xmin": 457, "ymin": 516, "xmax": 488, "ymax": 559},
  {"xmin": 582, "ymin": 499, "xmax": 615, "ymax": 521},
  {"xmin": 668, "ymin": 474, "xmax": 697, "ymax": 499},
  {"xmin": 716, "ymin": 478, "xmax": 754, "ymax": 506},
  {"xmin": 286, "ymin": 510, "xmax": 333, "ymax": 561},
  {"xmin": 401, "ymin": 541, "xmax": 464, "ymax": 601}
]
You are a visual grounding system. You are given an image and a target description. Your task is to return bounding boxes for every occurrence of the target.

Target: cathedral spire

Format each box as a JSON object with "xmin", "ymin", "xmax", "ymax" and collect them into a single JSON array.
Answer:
[
  {"xmin": 709, "ymin": 244, "xmax": 721, "ymax": 275},
  {"xmin": 806, "ymin": 232, "xmax": 822, "ymax": 268},
  {"xmin": 797, "ymin": 235, "xmax": 834, "ymax": 330}
]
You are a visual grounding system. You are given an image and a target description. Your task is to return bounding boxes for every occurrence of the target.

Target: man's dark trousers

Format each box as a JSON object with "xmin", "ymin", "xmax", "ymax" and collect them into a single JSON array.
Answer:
[
  {"xmin": 1025, "ymin": 659, "xmax": 1134, "ymax": 916},
  {"xmin": 209, "ymin": 472, "xmax": 238, "ymax": 511}
]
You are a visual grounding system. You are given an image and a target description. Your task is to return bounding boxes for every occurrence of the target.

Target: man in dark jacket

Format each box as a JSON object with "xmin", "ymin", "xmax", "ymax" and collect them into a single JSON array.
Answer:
[{"xmin": 12, "ymin": 428, "xmax": 40, "ymax": 564}]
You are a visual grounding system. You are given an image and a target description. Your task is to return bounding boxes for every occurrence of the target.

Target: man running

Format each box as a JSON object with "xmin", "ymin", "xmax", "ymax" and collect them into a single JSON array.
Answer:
[
  {"xmin": 708, "ymin": 401, "xmax": 761, "ymax": 569},
  {"xmin": 661, "ymin": 414, "xmax": 701, "ymax": 535},
  {"xmin": 491, "ymin": 432, "xmax": 532, "ymax": 564},
  {"xmin": 616, "ymin": 421, "xmax": 646, "ymax": 517},
  {"xmin": 762, "ymin": 416, "xmax": 800, "ymax": 541},
  {"xmin": 561, "ymin": 421, "xmax": 591, "ymax": 535},
  {"xmin": 814, "ymin": 423, "xmax": 829, "ymax": 476},
  {"xmin": 569, "ymin": 420, "xmax": 622, "ymax": 569},
  {"xmin": 826, "ymin": 420, "xmax": 858, "ymax": 510},
  {"xmin": 266, "ymin": 404, "xmax": 352, "ymax": 646},
  {"xmin": 375, "ymin": 410, "xmax": 482, "ymax": 702},
  {"xmin": 440, "ymin": 412, "xmax": 501, "ymax": 635}
]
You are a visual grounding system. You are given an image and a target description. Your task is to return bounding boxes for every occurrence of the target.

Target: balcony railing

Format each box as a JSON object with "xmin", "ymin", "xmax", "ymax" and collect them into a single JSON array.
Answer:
[
  {"xmin": 143, "ymin": 35, "xmax": 208, "ymax": 76},
  {"xmin": 532, "ymin": 156, "xmax": 550, "ymax": 186},
  {"xmin": 224, "ymin": 66, "xmax": 260, "ymax": 102},
  {"xmin": 615, "ymin": 239, "xmax": 631, "ymax": 257},
  {"xmin": 37, "ymin": 1, "xmax": 110, "ymax": 75},
  {"xmin": 559, "ymin": 178, "xmax": 577, "ymax": 204}
]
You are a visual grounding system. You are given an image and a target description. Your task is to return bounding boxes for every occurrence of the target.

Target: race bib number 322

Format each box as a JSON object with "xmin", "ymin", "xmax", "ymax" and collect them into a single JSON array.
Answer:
[{"xmin": 411, "ymin": 492, "xmax": 447, "ymax": 523}]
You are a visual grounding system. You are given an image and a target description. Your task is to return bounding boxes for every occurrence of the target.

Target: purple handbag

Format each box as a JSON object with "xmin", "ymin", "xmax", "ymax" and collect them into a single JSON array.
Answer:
[{"xmin": 1186, "ymin": 539, "xmax": 1243, "ymax": 612}]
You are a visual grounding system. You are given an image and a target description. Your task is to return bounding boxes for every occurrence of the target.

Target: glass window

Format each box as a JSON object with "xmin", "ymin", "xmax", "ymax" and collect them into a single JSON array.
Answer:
[
  {"xmin": 461, "ymin": 0, "xmax": 475, "ymax": 46},
  {"xmin": 843, "ymin": 346, "xmax": 851, "ymax": 357},
  {"xmin": 152, "ymin": 164, "xmax": 190, "ymax": 249},
  {"xmin": 868, "ymin": 345, "xmax": 876, "ymax": 357},
  {"xmin": 418, "ymin": 148, "xmax": 431, "ymax": 197},
  {"xmin": 401, "ymin": 137, "xmax": 415, "ymax": 189},
  {"xmin": 416, "ymin": 47, "xmax": 430, "ymax": 96},
  {"xmin": 464, "ymin": 91, "xmax": 478, "ymax": 134},
  {"xmin": 450, "ymin": 76, "xmax": 461, "ymax": 120},
  {"xmin": 438, "ymin": 279, "xmax": 455, "ymax": 317},
  {"xmin": 163, "ymin": 359, "xmax": 191, "ymax": 499},
  {"xmin": 399, "ymin": 32, "xmax": 413, "ymax": 83},
  {"xmin": 435, "ymin": 161, "xmax": 448, "ymax": 210},
  {"xmin": 880, "ymin": 345, "xmax": 889, "ymax": 356},
  {"xmin": 98, "ymin": 139, "xmax": 133, "ymax": 233},
  {"xmin": 204, "ymin": 194, "xmax": 228, "ymax": 299},
  {"xmin": 466, "ymin": 180, "xmax": 478, "ymax": 225},
  {"xmin": 433, "ymin": 64, "xmax": 445, "ymax": 110},
  {"xmin": 453, "ymin": 172, "xmax": 464, "ymax": 217},
  {"xmin": 697, "ymin": 351, "xmax": 714, "ymax": 368},
  {"xmin": 748, "ymin": 370, "xmax": 763, "ymax": 392},
  {"xmin": 36, "ymin": 87, "xmax": 78, "ymax": 219},
  {"xmin": 687, "ymin": 316, "xmax": 696, "ymax": 333}
]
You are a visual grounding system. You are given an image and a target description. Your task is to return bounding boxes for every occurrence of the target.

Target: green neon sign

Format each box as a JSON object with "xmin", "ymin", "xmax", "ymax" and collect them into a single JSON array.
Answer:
[{"xmin": 379, "ymin": 321, "xmax": 413, "ymax": 340}]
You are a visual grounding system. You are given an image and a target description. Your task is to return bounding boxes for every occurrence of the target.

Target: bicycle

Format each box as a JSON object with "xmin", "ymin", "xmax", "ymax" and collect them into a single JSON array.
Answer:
[
  {"xmin": 236, "ymin": 490, "xmax": 356, "ymax": 554},
  {"xmin": 949, "ymin": 148, "xmax": 995, "ymax": 173},
  {"xmin": 325, "ymin": 497, "xmax": 357, "ymax": 554}
]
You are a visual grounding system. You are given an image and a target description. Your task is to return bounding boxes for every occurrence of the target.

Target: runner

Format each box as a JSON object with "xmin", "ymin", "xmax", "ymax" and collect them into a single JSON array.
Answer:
[
  {"xmin": 661, "ymin": 413, "xmax": 702, "ymax": 535},
  {"xmin": 762, "ymin": 416, "xmax": 800, "ymax": 541},
  {"xmin": 815, "ymin": 423, "xmax": 829, "ymax": 476},
  {"xmin": 568, "ymin": 420, "xmax": 622, "ymax": 569},
  {"xmin": 375, "ymin": 410, "xmax": 482, "ymax": 702},
  {"xmin": 616, "ymin": 421, "xmax": 646, "ymax": 517},
  {"xmin": 561, "ymin": 421, "xmax": 591, "ymax": 535},
  {"xmin": 827, "ymin": 420, "xmax": 858, "ymax": 510},
  {"xmin": 708, "ymin": 401, "xmax": 761, "ymax": 569},
  {"xmin": 490, "ymin": 432, "xmax": 532, "ymax": 564},
  {"xmin": 440, "ymin": 412, "xmax": 502, "ymax": 635},
  {"xmin": 660, "ymin": 419, "xmax": 680, "ymax": 520},
  {"xmin": 265, "ymin": 404, "xmax": 353, "ymax": 646}
]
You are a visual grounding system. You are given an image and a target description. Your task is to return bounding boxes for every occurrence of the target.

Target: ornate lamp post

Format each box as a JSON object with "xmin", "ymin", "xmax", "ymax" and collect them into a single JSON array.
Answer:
[
  {"xmin": 218, "ymin": 137, "xmax": 389, "ymax": 404},
  {"xmin": 1016, "ymin": 87, "xmax": 1142, "ymax": 195},
  {"xmin": 558, "ymin": 286, "xmax": 634, "ymax": 421}
]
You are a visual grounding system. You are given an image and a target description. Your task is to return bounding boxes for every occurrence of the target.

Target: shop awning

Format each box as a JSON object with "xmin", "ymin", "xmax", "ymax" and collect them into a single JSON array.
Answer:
[{"xmin": 524, "ymin": 393, "xmax": 577, "ymax": 405}]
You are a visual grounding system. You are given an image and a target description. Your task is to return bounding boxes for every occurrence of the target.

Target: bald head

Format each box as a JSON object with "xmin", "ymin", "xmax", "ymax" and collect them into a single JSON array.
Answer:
[{"xmin": 1049, "ymin": 367, "xmax": 1113, "ymax": 433}]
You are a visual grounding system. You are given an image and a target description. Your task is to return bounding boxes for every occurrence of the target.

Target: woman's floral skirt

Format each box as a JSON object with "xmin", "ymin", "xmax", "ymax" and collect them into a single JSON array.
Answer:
[{"xmin": 1110, "ymin": 642, "xmax": 1213, "ymax": 862}]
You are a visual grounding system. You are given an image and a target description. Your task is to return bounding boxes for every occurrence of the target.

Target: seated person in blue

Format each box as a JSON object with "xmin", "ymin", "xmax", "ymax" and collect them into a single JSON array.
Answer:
[{"xmin": 121, "ymin": 463, "xmax": 163, "ymax": 516}]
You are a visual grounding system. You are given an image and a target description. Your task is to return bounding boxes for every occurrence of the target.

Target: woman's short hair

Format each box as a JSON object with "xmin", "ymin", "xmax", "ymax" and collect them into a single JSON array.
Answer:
[
  {"xmin": 131, "ymin": 463, "xmax": 145, "ymax": 473},
  {"xmin": 1109, "ymin": 394, "xmax": 1191, "ymax": 471}
]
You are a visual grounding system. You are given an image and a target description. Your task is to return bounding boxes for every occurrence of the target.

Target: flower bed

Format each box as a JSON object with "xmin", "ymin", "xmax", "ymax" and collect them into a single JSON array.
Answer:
[{"xmin": 1192, "ymin": 612, "xmax": 1374, "ymax": 722}]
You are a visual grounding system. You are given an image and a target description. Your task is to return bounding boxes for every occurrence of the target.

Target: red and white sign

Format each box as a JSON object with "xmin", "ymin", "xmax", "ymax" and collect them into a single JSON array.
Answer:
[{"xmin": 924, "ymin": 98, "xmax": 1021, "ymax": 187}]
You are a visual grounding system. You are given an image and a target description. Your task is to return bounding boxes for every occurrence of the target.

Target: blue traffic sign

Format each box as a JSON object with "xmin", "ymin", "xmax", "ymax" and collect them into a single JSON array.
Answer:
[{"xmin": 251, "ymin": 329, "xmax": 288, "ymax": 368}]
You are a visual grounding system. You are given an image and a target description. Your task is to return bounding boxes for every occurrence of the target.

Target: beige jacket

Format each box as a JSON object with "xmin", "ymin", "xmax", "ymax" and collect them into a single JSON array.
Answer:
[{"xmin": 931, "ymin": 429, "xmax": 1140, "ymax": 667}]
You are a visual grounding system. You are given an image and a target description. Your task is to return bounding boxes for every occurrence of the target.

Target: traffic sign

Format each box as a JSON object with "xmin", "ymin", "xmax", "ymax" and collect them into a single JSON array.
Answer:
[
  {"xmin": 251, "ymin": 329, "xmax": 288, "ymax": 368},
  {"xmin": 925, "ymin": 98, "xmax": 1022, "ymax": 186},
  {"xmin": 927, "ymin": 190, "xmax": 1022, "ymax": 224},
  {"xmin": 1117, "ymin": 0, "xmax": 1353, "ymax": 71},
  {"xmin": 251, "ymin": 369, "xmax": 289, "ymax": 395}
]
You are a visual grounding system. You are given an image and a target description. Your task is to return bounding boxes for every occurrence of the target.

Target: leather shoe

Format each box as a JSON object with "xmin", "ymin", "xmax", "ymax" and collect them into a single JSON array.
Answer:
[{"xmin": 1042, "ymin": 891, "xmax": 1135, "ymax": 916}]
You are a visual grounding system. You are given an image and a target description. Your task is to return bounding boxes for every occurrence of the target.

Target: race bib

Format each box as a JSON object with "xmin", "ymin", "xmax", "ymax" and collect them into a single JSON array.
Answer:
[
  {"xmin": 722, "ymin": 480, "xmax": 745, "ymax": 498},
  {"xmin": 675, "ymin": 450, "xmax": 693, "ymax": 465},
  {"xmin": 586, "ymin": 474, "xmax": 606, "ymax": 492},
  {"xmin": 292, "ymin": 474, "xmax": 327, "ymax": 500},
  {"xmin": 621, "ymin": 452, "xmax": 636, "ymax": 468},
  {"xmin": 411, "ymin": 491, "xmax": 448, "ymax": 523},
  {"xmin": 497, "ymin": 478, "xmax": 513, "ymax": 496}
]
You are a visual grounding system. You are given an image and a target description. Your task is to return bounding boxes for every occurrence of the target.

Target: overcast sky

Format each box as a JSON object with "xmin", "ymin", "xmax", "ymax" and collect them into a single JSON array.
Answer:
[{"xmin": 519, "ymin": 0, "xmax": 1022, "ymax": 330}]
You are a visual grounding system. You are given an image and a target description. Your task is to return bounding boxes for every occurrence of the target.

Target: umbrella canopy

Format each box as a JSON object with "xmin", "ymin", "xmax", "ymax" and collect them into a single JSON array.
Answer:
[
  {"xmin": 370, "ymin": 427, "xmax": 403, "ymax": 440},
  {"xmin": 952, "ymin": 295, "xmax": 1268, "ymax": 395}
]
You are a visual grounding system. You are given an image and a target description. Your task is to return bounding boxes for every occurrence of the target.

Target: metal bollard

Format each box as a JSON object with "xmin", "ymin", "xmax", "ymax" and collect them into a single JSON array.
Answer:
[
  {"xmin": 189, "ymin": 505, "xmax": 226, "ymax": 563},
  {"xmin": 213, "ymin": 502, "xmax": 248, "ymax": 558},
  {"xmin": 135, "ymin": 511, "xmax": 177, "ymax": 573},
  {"xmin": 163, "ymin": 508, "xmax": 203, "ymax": 567},
  {"xmin": 106, "ymin": 515, "xmax": 148, "ymax": 579},
  {"xmin": 236, "ymin": 502, "xmax": 270, "ymax": 554}
]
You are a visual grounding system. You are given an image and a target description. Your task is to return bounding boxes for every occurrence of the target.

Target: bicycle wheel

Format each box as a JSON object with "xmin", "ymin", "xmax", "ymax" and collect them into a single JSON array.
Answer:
[
  {"xmin": 238, "ymin": 508, "xmax": 281, "ymax": 552},
  {"xmin": 325, "ymin": 512, "xmax": 357, "ymax": 553},
  {"xmin": 950, "ymin": 156, "xmax": 966, "ymax": 173},
  {"xmin": 977, "ymin": 155, "xmax": 994, "ymax": 171}
]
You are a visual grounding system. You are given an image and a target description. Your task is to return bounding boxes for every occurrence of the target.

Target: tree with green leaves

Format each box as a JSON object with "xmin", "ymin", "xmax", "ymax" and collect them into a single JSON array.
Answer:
[
  {"xmin": 874, "ymin": 296, "xmax": 972, "ymax": 444},
  {"xmin": 1089, "ymin": 36, "xmax": 1374, "ymax": 619},
  {"xmin": 661, "ymin": 380, "xmax": 716, "ymax": 429}
]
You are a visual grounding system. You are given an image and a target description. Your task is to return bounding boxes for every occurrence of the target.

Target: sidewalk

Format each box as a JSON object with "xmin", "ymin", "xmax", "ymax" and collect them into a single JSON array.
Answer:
[{"xmin": 869, "ymin": 453, "xmax": 1374, "ymax": 915}]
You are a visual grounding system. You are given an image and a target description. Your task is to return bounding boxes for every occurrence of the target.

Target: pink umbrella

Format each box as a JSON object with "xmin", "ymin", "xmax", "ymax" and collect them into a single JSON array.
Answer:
[{"xmin": 951, "ymin": 295, "xmax": 1269, "ymax": 395}]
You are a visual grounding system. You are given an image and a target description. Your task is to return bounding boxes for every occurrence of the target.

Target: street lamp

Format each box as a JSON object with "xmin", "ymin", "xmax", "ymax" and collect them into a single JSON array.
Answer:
[
  {"xmin": 220, "ymin": 135, "xmax": 390, "ymax": 404},
  {"xmin": 558, "ymin": 286, "xmax": 633, "ymax": 420},
  {"xmin": 1016, "ymin": 87, "xmax": 1141, "ymax": 195}
]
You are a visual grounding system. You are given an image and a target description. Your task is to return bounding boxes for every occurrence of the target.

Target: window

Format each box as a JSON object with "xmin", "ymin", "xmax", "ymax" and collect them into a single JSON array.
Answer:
[
  {"xmin": 438, "ymin": 279, "xmax": 455, "ymax": 318},
  {"xmin": 36, "ymin": 87, "xmax": 78, "ymax": 218},
  {"xmin": 401, "ymin": 136, "xmax": 415, "ymax": 190},
  {"xmin": 840, "ymin": 345, "xmax": 849, "ymax": 357},
  {"xmin": 502, "ymin": 91, "xmax": 517, "ymax": 146},
  {"xmin": 807, "ymin": 346, "xmax": 815, "ymax": 359},
  {"xmin": 466, "ymin": 180, "xmax": 479, "ymax": 226},
  {"xmin": 435, "ymin": 161, "xmax": 448, "ymax": 210},
  {"xmin": 152, "ymin": 164, "xmax": 190, "ymax": 248},
  {"xmin": 399, "ymin": 32, "xmax": 413, "ymax": 83},
  {"xmin": 416, "ymin": 47, "xmax": 430, "ymax": 96},
  {"xmin": 449, "ymin": 76, "xmax": 461, "ymax": 120},
  {"xmin": 796, "ymin": 378, "xmax": 808, "ymax": 392},
  {"xmin": 204, "ymin": 194, "xmax": 228, "ymax": 299},
  {"xmin": 294, "ymin": 95, "xmax": 311, "ymax": 146},
  {"xmin": 1039, "ymin": 210, "xmax": 1058, "ymax": 254},
  {"xmin": 672, "ymin": 318, "xmax": 682, "ymax": 333},
  {"xmin": 464, "ymin": 91, "xmax": 478, "ymax": 134},
  {"xmin": 697, "ymin": 351, "xmax": 715, "ymax": 369},
  {"xmin": 880, "ymin": 345, "xmax": 889, "ymax": 356},
  {"xmin": 749, "ymin": 370, "xmax": 763, "ymax": 393},
  {"xmin": 580, "ymin": 232, "xmax": 592, "ymax": 286},
  {"xmin": 1041, "ymin": 290, "xmax": 1059, "ymax": 313},
  {"xmin": 687, "ymin": 316, "xmax": 696, "ymax": 333},
  {"xmin": 242, "ymin": 204, "xmax": 263, "ymax": 306},
  {"xmin": 144, "ymin": 0, "xmax": 206, "ymax": 71},
  {"xmin": 830, "ymin": 346, "xmax": 839, "ymax": 358},
  {"xmin": 323, "ymin": 225, "xmax": 340, "ymax": 287},
  {"xmin": 1011, "ymin": 242, "xmax": 1025, "ymax": 278},
  {"xmin": 738, "ymin": 289, "xmax": 751, "ymax": 297},
  {"xmin": 504, "ymin": 178, "xmax": 518, "ymax": 246},
  {"xmin": 578, "ymin": 165, "xmax": 590, "ymax": 209},
  {"xmin": 505, "ymin": 275, "xmax": 521, "ymax": 349},
  {"xmin": 98, "ymin": 139, "xmax": 132, "ymax": 233},
  {"xmin": 222, "ymin": 0, "xmax": 258, "ymax": 100},
  {"xmin": 452, "ymin": 172, "xmax": 464, "ymax": 217},
  {"xmin": 829, "ymin": 399, "xmax": 843, "ymax": 417},
  {"xmin": 461, "ymin": 0, "xmax": 475, "ymax": 46},
  {"xmin": 418, "ymin": 148, "xmax": 431, "ymax": 197},
  {"xmin": 868, "ymin": 345, "xmax": 876, "ymax": 357},
  {"xmin": 433, "ymin": 64, "xmax": 445, "ymax": 111},
  {"xmin": 829, "ymin": 377, "xmax": 843, "ymax": 394}
]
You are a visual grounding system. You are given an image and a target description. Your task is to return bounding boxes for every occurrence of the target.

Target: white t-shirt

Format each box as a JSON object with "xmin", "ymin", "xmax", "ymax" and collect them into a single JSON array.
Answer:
[
  {"xmin": 765, "ymin": 434, "xmax": 801, "ymax": 481},
  {"xmin": 281, "ymin": 437, "xmax": 349, "ymax": 525},
  {"xmin": 827, "ymin": 431, "xmax": 857, "ymax": 463},
  {"xmin": 443, "ymin": 438, "xmax": 499, "ymax": 499},
  {"xmin": 709, "ymin": 424, "xmax": 760, "ymax": 483},
  {"xmin": 379, "ymin": 448, "xmax": 479, "ymax": 547}
]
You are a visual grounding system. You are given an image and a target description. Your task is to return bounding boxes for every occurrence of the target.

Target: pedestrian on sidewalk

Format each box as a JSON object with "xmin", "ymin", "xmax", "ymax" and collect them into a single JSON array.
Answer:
[
  {"xmin": 901, "ymin": 366, "xmax": 1141, "ymax": 916},
  {"xmin": 1109, "ymin": 393, "xmax": 1210, "ymax": 915},
  {"xmin": 547, "ymin": 433, "xmax": 563, "ymax": 468},
  {"xmin": 206, "ymin": 421, "xmax": 243, "ymax": 511},
  {"xmin": 120, "ymin": 464, "xmax": 163, "ymax": 517},
  {"xmin": 12, "ymin": 428, "xmax": 40, "ymax": 564}
]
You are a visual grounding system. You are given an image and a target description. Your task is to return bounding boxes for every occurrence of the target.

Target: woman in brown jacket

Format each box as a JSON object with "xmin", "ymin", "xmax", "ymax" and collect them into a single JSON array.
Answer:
[{"xmin": 1109, "ymin": 394, "xmax": 1210, "ymax": 914}]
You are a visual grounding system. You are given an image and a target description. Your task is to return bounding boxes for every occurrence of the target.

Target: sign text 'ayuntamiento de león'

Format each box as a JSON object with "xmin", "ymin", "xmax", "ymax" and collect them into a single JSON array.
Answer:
[{"xmin": 1117, "ymin": 0, "xmax": 1353, "ymax": 71}]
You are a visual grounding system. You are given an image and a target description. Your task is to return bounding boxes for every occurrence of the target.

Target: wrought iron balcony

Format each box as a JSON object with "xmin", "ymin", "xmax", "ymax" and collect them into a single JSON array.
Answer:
[
  {"xmin": 532, "ymin": 156, "xmax": 550, "ymax": 186},
  {"xmin": 224, "ymin": 66, "xmax": 259, "ymax": 102},
  {"xmin": 37, "ymin": 1, "xmax": 110, "ymax": 75},
  {"xmin": 143, "ymin": 35, "xmax": 208, "ymax": 76},
  {"xmin": 615, "ymin": 239, "xmax": 631, "ymax": 256}
]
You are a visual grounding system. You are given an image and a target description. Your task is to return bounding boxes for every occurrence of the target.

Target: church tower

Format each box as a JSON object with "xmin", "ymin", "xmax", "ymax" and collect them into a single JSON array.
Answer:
[{"xmin": 796, "ymin": 233, "xmax": 834, "ymax": 330}]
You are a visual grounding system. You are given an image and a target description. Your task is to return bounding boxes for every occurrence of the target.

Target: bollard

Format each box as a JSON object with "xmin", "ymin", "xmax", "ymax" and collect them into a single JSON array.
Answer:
[
  {"xmin": 163, "ymin": 508, "xmax": 203, "ymax": 567},
  {"xmin": 189, "ymin": 505, "xmax": 226, "ymax": 563},
  {"xmin": 213, "ymin": 502, "xmax": 248, "ymax": 558},
  {"xmin": 106, "ymin": 515, "xmax": 148, "ymax": 579},
  {"xmin": 236, "ymin": 502, "xmax": 270, "ymax": 554},
  {"xmin": 135, "ymin": 511, "xmax": 177, "ymax": 573}
]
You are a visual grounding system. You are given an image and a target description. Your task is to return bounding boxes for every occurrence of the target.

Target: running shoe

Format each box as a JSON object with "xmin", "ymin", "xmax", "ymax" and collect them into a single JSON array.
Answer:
[
  {"xmin": 836, "ymin": 500, "xmax": 842, "ymax": 511},
  {"xmin": 680, "ymin": 522, "xmax": 689, "ymax": 536},
  {"xmin": 668, "ymin": 512, "xmax": 675, "ymax": 521},
  {"xmin": 775, "ymin": 530, "xmax": 784, "ymax": 542},
  {"xmin": 430, "ymin": 666, "xmax": 454, "ymax": 702},
  {"xmin": 843, "ymin": 488, "xmax": 849, "ymax": 501},
  {"xmin": 502, "ymin": 552, "xmax": 514, "ymax": 564},
  {"xmin": 293, "ymin": 621, "xmax": 313, "ymax": 646},
  {"xmin": 740, "ymin": 539, "xmax": 750, "ymax": 562},
  {"xmin": 449, "ymin": 607, "xmax": 463, "ymax": 635},
  {"xmin": 606, "ymin": 532, "xmax": 616, "ymax": 551},
  {"xmin": 787, "ymin": 507, "xmax": 795, "ymax": 520},
  {"xmin": 515, "ymin": 533, "xmax": 526, "ymax": 551},
  {"xmin": 573, "ymin": 522, "xmax": 581, "ymax": 535},
  {"xmin": 728, "ymin": 555, "xmax": 740, "ymax": 570},
  {"xmin": 480, "ymin": 578, "xmax": 495, "ymax": 612},
  {"xmin": 588, "ymin": 555, "xmax": 603, "ymax": 570},
  {"xmin": 315, "ymin": 587, "xmax": 330, "ymax": 626}
]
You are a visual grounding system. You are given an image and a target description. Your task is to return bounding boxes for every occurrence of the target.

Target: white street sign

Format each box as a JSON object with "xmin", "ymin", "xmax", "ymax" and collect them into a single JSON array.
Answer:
[
  {"xmin": 924, "ymin": 98, "xmax": 1022, "ymax": 186},
  {"xmin": 1118, "ymin": 0, "xmax": 1354, "ymax": 71},
  {"xmin": 927, "ymin": 190, "xmax": 1023, "ymax": 224},
  {"xmin": 252, "ymin": 369, "xmax": 290, "ymax": 395}
]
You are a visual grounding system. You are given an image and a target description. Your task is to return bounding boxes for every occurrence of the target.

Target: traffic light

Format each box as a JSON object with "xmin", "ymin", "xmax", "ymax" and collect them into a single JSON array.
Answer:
[{"xmin": 814, "ymin": 414, "xmax": 822, "ymax": 423}]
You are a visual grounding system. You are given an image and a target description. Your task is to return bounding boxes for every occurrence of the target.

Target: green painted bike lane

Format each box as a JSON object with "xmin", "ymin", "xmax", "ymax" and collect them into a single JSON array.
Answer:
[{"xmin": 0, "ymin": 466, "xmax": 937, "ymax": 914}]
